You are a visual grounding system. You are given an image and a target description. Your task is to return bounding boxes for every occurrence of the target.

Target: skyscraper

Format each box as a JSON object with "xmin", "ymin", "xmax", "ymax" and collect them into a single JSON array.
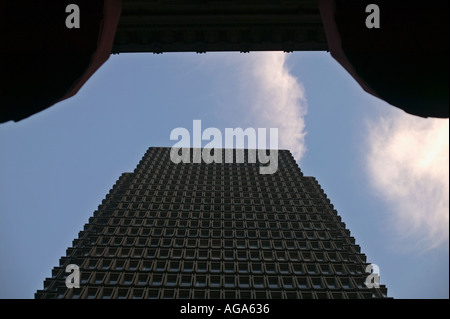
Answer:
[{"xmin": 35, "ymin": 147, "xmax": 388, "ymax": 299}]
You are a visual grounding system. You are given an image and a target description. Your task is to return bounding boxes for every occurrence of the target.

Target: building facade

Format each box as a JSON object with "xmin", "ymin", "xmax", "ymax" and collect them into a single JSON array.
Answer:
[
  {"xmin": 35, "ymin": 147, "xmax": 388, "ymax": 299},
  {"xmin": 112, "ymin": 0, "xmax": 328, "ymax": 54}
]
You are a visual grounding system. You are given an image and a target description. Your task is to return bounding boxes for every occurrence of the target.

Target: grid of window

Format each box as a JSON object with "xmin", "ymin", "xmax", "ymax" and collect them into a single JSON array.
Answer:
[{"xmin": 36, "ymin": 148, "xmax": 388, "ymax": 299}]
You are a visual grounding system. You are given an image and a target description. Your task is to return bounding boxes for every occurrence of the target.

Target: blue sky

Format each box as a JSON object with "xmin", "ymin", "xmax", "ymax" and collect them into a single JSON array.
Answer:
[{"xmin": 0, "ymin": 51, "xmax": 448, "ymax": 299}]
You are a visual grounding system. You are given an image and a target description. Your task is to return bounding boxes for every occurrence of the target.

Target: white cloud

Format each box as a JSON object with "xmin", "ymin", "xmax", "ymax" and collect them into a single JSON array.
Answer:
[
  {"xmin": 366, "ymin": 111, "xmax": 449, "ymax": 250},
  {"xmin": 222, "ymin": 52, "xmax": 308, "ymax": 161}
]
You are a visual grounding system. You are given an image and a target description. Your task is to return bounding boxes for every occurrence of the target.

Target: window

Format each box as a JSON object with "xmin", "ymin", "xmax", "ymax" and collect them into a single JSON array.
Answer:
[
  {"xmin": 272, "ymin": 240, "xmax": 283, "ymax": 249},
  {"xmin": 211, "ymin": 239, "xmax": 221, "ymax": 248},
  {"xmin": 252, "ymin": 275, "xmax": 265, "ymax": 288},
  {"xmin": 160, "ymin": 239, "xmax": 173, "ymax": 247},
  {"xmin": 151, "ymin": 274, "xmax": 163, "ymax": 287},
  {"xmin": 197, "ymin": 219, "xmax": 208, "ymax": 228},
  {"xmin": 310, "ymin": 277, "xmax": 324, "ymax": 289},
  {"xmin": 194, "ymin": 275, "xmax": 207, "ymax": 288},
  {"xmin": 86, "ymin": 258, "xmax": 99, "ymax": 269},
  {"xmin": 223, "ymin": 230, "xmax": 233, "ymax": 238},
  {"xmin": 339, "ymin": 277, "xmax": 355, "ymax": 289},
  {"xmin": 112, "ymin": 237, "xmax": 123, "ymax": 246},
  {"xmin": 158, "ymin": 249, "xmax": 170, "ymax": 259},
  {"xmin": 297, "ymin": 277, "xmax": 310, "ymax": 289},
  {"xmin": 168, "ymin": 260, "xmax": 181, "ymax": 272},
  {"xmin": 209, "ymin": 275, "xmax": 221, "ymax": 288},
  {"xmin": 333, "ymin": 264, "xmax": 347, "ymax": 275},
  {"xmin": 306, "ymin": 263, "xmax": 318, "ymax": 275},
  {"xmin": 100, "ymin": 259, "xmax": 112, "ymax": 270},
  {"xmin": 236, "ymin": 250, "xmax": 247, "ymax": 260},
  {"xmin": 223, "ymin": 250, "xmax": 234, "ymax": 260},
  {"xmin": 223, "ymin": 220, "xmax": 234, "ymax": 230},
  {"xmin": 319, "ymin": 263, "xmax": 333, "ymax": 275},
  {"xmin": 267, "ymin": 276, "xmax": 280, "ymax": 289},
  {"xmin": 302, "ymin": 251, "xmax": 314, "ymax": 261},
  {"xmin": 116, "ymin": 288, "xmax": 129, "ymax": 299},
  {"xmin": 136, "ymin": 237, "xmax": 147, "ymax": 246},
  {"xmin": 238, "ymin": 275, "xmax": 250, "ymax": 288},
  {"xmin": 164, "ymin": 229, "xmax": 175, "ymax": 237},
  {"xmin": 236, "ymin": 239, "xmax": 246, "ymax": 249},
  {"xmin": 130, "ymin": 288, "xmax": 145, "ymax": 299},
  {"xmin": 141, "ymin": 260, "xmax": 152, "ymax": 271},
  {"xmin": 137, "ymin": 274, "xmax": 149, "ymax": 286},
  {"xmin": 327, "ymin": 252, "xmax": 339, "ymax": 262},
  {"xmin": 196, "ymin": 261, "xmax": 208, "ymax": 273},
  {"xmin": 114, "ymin": 259, "xmax": 126, "ymax": 271},
  {"xmin": 248, "ymin": 240, "xmax": 258, "ymax": 249},
  {"xmin": 259, "ymin": 229, "xmax": 270, "ymax": 239},
  {"xmin": 187, "ymin": 229, "xmax": 198, "ymax": 237},
  {"xmin": 186, "ymin": 239, "xmax": 197, "ymax": 248},
  {"xmin": 184, "ymin": 248, "xmax": 196, "ymax": 259},
  {"xmin": 259, "ymin": 240, "xmax": 270, "ymax": 249},
  {"xmin": 224, "ymin": 275, "xmax": 236, "ymax": 288},
  {"xmin": 278, "ymin": 262, "xmax": 290, "ymax": 274},
  {"xmin": 262, "ymin": 250, "xmax": 273, "ymax": 261},
  {"xmin": 324, "ymin": 277, "xmax": 339, "ymax": 289},
  {"xmin": 149, "ymin": 238, "xmax": 159, "ymax": 247},
  {"xmin": 140, "ymin": 227, "xmax": 152, "ymax": 236},
  {"xmin": 257, "ymin": 221, "xmax": 267, "ymax": 229},
  {"xmin": 237, "ymin": 262, "xmax": 249, "ymax": 273},
  {"xmin": 199, "ymin": 239, "xmax": 209, "ymax": 248},
  {"xmin": 146, "ymin": 248, "xmax": 157, "ymax": 258},
  {"xmin": 182, "ymin": 261, "xmax": 195, "ymax": 272},
  {"xmin": 101, "ymin": 287, "xmax": 115, "ymax": 299},
  {"xmin": 281, "ymin": 276, "xmax": 295, "ymax": 289},
  {"xmin": 224, "ymin": 240, "xmax": 233, "ymax": 249},
  {"xmin": 210, "ymin": 262, "xmax": 221, "ymax": 273},
  {"xmin": 189, "ymin": 220, "xmax": 199, "ymax": 228},
  {"xmin": 178, "ymin": 289, "xmax": 190, "ymax": 299},
  {"xmin": 264, "ymin": 262, "xmax": 277, "ymax": 274},
  {"xmin": 235, "ymin": 230, "xmax": 245, "ymax": 238},
  {"xmin": 223, "ymin": 262, "xmax": 235, "ymax": 273},
  {"xmin": 279, "ymin": 222, "xmax": 289, "ymax": 230},
  {"xmin": 198, "ymin": 249, "xmax": 209, "ymax": 260},
  {"xmin": 122, "ymin": 273, "xmax": 134, "ymax": 285},
  {"xmin": 154, "ymin": 261, "xmax": 167, "ymax": 272},
  {"xmin": 282, "ymin": 230, "xmax": 293, "ymax": 239},
  {"xmin": 93, "ymin": 272, "xmax": 106, "ymax": 284},
  {"xmin": 249, "ymin": 262, "xmax": 262, "ymax": 273},
  {"xmin": 179, "ymin": 274, "xmax": 192, "ymax": 287},
  {"xmin": 174, "ymin": 238, "xmax": 185, "ymax": 247},
  {"xmin": 128, "ymin": 259, "xmax": 140, "ymax": 270},
  {"xmin": 275, "ymin": 251, "xmax": 287, "ymax": 261},
  {"xmin": 210, "ymin": 249, "xmax": 222, "ymax": 260},
  {"xmin": 254, "ymin": 291, "xmax": 268, "ymax": 299},
  {"xmin": 165, "ymin": 274, "xmax": 178, "ymax": 287}
]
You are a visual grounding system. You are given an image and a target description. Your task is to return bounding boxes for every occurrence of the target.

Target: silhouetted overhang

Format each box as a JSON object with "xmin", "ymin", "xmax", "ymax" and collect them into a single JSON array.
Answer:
[
  {"xmin": 1, "ymin": 0, "xmax": 448, "ymax": 123},
  {"xmin": 112, "ymin": 0, "xmax": 328, "ymax": 53},
  {"xmin": 0, "ymin": 0, "xmax": 122, "ymax": 123},
  {"xmin": 320, "ymin": 0, "xmax": 449, "ymax": 118}
]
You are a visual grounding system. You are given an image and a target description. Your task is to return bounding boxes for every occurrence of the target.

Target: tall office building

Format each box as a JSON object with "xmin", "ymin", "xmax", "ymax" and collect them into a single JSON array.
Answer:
[{"xmin": 35, "ymin": 147, "xmax": 388, "ymax": 299}]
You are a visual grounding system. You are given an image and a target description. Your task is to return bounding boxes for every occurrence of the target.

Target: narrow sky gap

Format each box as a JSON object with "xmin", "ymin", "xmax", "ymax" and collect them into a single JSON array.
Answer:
[{"xmin": 241, "ymin": 52, "xmax": 308, "ymax": 161}]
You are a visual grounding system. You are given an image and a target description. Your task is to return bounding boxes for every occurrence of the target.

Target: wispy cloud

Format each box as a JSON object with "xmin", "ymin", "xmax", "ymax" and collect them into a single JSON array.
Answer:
[
  {"xmin": 366, "ymin": 111, "xmax": 449, "ymax": 250},
  {"xmin": 222, "ymin": 52, "xmax": 308, "ymax": 161}
]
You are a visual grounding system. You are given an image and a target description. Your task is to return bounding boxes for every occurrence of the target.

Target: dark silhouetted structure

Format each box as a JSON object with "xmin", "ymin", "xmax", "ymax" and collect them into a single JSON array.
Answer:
[
  {"xmin": 36, "ymin": 147, "xmax": 388, "ymax": 299},
  {"xmin": 1, "ymin": 0, "xmax": 448, "ymax": 122}
]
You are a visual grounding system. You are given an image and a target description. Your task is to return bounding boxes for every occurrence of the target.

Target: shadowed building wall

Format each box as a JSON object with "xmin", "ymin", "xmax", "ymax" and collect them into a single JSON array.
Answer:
[{"xmin": 36, "ymin": 147, "xmax": 388, "ymax": 299}]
